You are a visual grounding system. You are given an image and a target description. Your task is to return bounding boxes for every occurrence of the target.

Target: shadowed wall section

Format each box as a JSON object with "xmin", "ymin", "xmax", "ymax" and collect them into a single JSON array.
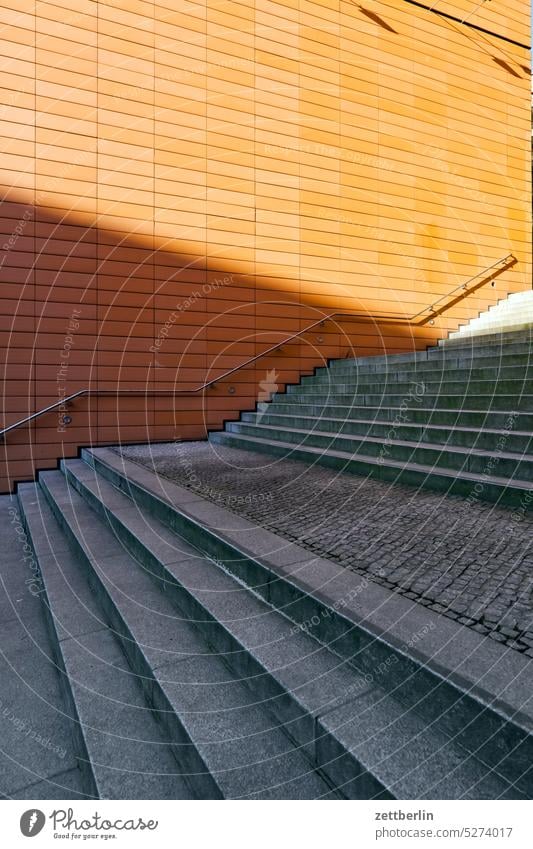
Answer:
[{"xmin": 0, "ymin": 0, "xmax": 531, "ymax": 493}]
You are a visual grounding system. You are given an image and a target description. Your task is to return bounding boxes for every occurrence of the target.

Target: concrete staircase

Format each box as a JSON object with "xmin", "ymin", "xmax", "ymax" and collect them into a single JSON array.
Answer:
[
  {"xmin": 17, "ymin": 448, "xmax": 533, "ymax": 799},
  {"xmin": 210, "ymin": 307, "xmax": 533, "ymax": 508}
]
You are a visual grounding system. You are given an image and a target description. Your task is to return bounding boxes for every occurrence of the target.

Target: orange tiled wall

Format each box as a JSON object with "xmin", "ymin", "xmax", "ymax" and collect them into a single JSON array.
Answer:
[{"xmin": 0, "ymin": 0, "xmax": 531, "ymax": 492}]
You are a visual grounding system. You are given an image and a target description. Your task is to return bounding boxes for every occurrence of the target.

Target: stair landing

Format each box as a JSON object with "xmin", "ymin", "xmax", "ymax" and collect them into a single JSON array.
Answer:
[{"xmin": 117, "ymin": 441, "xmax": 533, "ymax": 656}]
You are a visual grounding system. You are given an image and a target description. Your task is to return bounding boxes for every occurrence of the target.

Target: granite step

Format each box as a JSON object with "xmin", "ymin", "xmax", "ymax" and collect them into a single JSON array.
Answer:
[
  {"xmin": 63, "ymin": 453, "xmax": 528, "ymax": 800},
  {"xmin": 438, "ymin": 328, "xmax": 533, "ymax": 350},
  {"xmin": 448, "ymin": 324, "xmax": 533, "ymax": 340},
  {"xmin": 459, "ymin": 312, "xmax": 533, "ymax": 324},
  {"xmin": 37, "ymin": 468, "xmax": 337, "ymax": 800},
  {"xmin": 240, "ymin": 412, "xmax": 533, "ymax": 454},
  {"xmin": 287, "ymin": 378, "xmax": 531, "ymax": 397},
  {"xmin": 0, "ymin": 495, "xmax": 87, "ymax": 800},
  {"xmin": 312, "ymin": 364, "xmax": 533, "ymax": 383},
  {"xmin": 83, "ymin": 447, "xmax": 533, "ymax": 798},
  {"xmin": 325, "ymin": 331, "xmax": 533, "ymax": 375},
  {"xmin": 209, "ymin": 430, "xmax": 533, "ymax": 508},
  {"xmin": 257, "ymin": 404, "xmax": 533, "ymax": 431},
  {"xmin": 224, "ymin": 422, "xmax": 533, "ymax": 482},
  {"xmin": 329, "ymin": 349, "xmax": 533, "ymax": 375},
  {"xmin": 450, "ymin": 313, "xmax": 533, "ymax": 326},
  {"xmin": 17, "ymin": 482, "xmax": 196, "ymax": 800},
  {"xmin": 271, "ymin": 392, "xmax": 533, "ymax": 412}
]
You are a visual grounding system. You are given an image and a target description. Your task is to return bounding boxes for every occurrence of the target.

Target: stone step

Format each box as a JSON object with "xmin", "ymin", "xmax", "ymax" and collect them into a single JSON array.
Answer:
[
  {"xmin": 209, "ymin": 430, "xmax": 533, "ymax": 509},
  {"xmin": 435, "ymin": 342, "xmax": 533, "ymax": 357},
  {"xmin": 17, "ymin": 482, "xmax": 196, "ymax": 801},
  {"xmin": 313, "ymin": 364, "xmax": 533, "ymax": 384},
  {"xmin": 468, "ymin": 322, "xmax": 533, "ymax": 333},
  {"xmin": 449, "ymin": 322, "xmax": 533, "ymax": 340},
  {"xmin": 61, "ymin": 459, "xmax": 393, "ymax": 799},
  {"xmin": 225, "ymin": 422, "xmax": 533, "ymax": 483},
  {"xmin": 83, "ymin": 447, "xmax": 533, "ymax": 798},
  {"xmin": 259, "ymin": 403, "xmax": 533, "ymax": 431},
  {"xmin": 268, "ymin": 402, "xmax": 533, "ymax": 430},
  {"xmin": 461, "ymin": 308, "xmax": 533, "ymax": 319},
  {"xmin": 448, "ymin": 304, "xmax": 533, "ymax": 338},
  {"xmin": 482, "ymin": 315, "xmax": 533, "ymax": 325},
  {"xmin": 488, "ymin": 297, "xmax": 533, "ymax": 308},
  {"xmin": 329, "ymin": 348, "xmax": 533, "ymax": 375},
  {"xmin": 0, "ymin": 495, "xmax": 87, "ymax": 800},
  {"xmin": 334, "ymin": 339, "xmax": 533, "ymax": 373},
  {"xmin": 271, "ymin": 392, "xmax": 533, "ymax": 412},
  {"xmin": 491, "ymin": 291, "xmax": 533, "ymax": 304},
  {"xmin": 39, "ymin": 466, "xmax": 338, "ymax": 800},
  {"xmin": 438, "ymin": 325, "xmax": 533, "ymax": 348},
  {"xmin": 438, "ymin": 328, "xmax": 533, "ymax": 350},
  {"xmin": 289, "ymin": 378, "xmax": 531, "ymax": 397},
  {"xmin": 473, "ymin": 309, "xmax": 533, "ymax": 321},
  {"xmin": 240, "ymin": 412, "xmax": 533, "ymax": 455}
]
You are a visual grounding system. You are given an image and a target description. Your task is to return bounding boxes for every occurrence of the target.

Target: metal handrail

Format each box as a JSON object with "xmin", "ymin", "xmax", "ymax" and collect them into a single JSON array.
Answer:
[
  {"xmin": 0, "ymin": 253, "xmax": 516, "ymax": 441},
  {"xmin": 410, "ymin": 254, "xmax": 515, "ymax": 320}
]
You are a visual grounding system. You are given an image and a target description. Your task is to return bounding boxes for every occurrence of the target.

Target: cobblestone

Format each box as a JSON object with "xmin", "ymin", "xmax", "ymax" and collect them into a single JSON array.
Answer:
[{"xmin": 117, "ymin": 441, "xmax": 533, "ymax": 654}]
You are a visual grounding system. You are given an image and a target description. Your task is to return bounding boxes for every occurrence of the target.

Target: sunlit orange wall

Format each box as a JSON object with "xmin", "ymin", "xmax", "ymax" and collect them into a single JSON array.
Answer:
[{"xmin": 0, "ymin": 0, "xmax": 531, "ymax": 492}]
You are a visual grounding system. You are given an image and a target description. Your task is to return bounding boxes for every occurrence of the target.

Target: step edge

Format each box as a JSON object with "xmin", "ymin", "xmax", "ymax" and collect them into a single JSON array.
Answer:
[
  {"xmin": 210, "ymin": 432, "xmax": 533, "ymax": 492},
  {"xmin": 64, "ymin": 460, "xmax": 396, "ymax": 799},
  {"xmin": 50, "ymin": 464, "xmax": 345, "ymax": 801},
  {"xmin": 241, "ymin": 413, "xmax": 533, "ymax": 437},
  {"xmin": 17, "ymin": 482, "xmax": 101, "ymax": 800},
  {"xmin": 36, "ymin": 471, "xmax": 224, "ymax": 801},
  {"xmin": 85, "ymin": 447, "xmax": 533, "ymax": 739},
  {"xmin": 227, "ymin": 423, "xmax": 533, "ymax": 463},
  {"xmin": 78, "ymin": 451, "xmax": 529, "ymax": 798}
]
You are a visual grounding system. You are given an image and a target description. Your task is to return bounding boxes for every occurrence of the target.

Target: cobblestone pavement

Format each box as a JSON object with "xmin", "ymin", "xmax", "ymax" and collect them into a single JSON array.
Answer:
[{"xmin": 117, "ymin": 441, "xmax": 533, "ymax": 655}]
